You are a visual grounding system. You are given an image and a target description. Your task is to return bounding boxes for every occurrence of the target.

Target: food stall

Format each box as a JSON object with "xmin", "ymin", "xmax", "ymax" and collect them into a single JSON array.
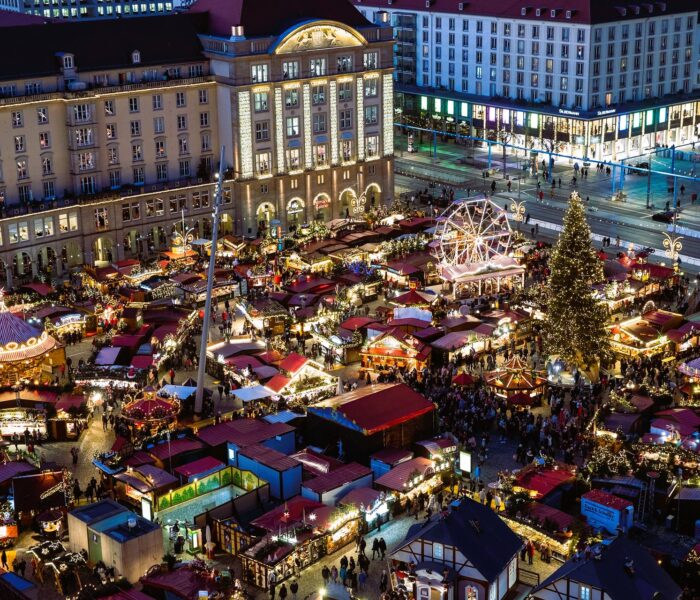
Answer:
[
  {"xmin": 374, "ymin": 457, "xmax": 445, "ymax": 508},
  {"xmin": 240, "ymin": 498, "xmax": 362, "ymax": 590}
]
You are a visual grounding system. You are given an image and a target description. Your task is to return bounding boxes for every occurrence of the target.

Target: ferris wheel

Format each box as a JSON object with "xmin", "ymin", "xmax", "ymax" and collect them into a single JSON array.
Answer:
[{"xmin": 432, "ymin": 197, "xmax": 513, "ymax": 267}]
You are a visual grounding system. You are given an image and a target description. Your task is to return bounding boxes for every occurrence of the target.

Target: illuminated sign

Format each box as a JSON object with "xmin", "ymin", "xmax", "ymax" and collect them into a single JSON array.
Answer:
[
  {"xmin": 459, "ymin": 451, "xmax": 472, "ymax": 474},
  {"xmin": 597, "ymin": 109, "xmax": 616, "ymax": 116},
  {"xmin": 558, "ymin": 108, "xmax": 580, "ymax": 116}
]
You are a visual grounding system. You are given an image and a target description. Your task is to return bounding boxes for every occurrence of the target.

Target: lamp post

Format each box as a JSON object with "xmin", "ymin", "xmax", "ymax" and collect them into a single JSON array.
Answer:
[{"xmin": 194, "ymin": 146, "xmax": 226, "ymax": 415}]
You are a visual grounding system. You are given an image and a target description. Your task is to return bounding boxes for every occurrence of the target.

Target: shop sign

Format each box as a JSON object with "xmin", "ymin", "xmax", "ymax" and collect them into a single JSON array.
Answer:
[
  {"xmin": 558, "ymin": 108, "xmax": 580, "ymax": 117},
  {"xmin": 58, "ymin": 313, "xmax": 83, "ymax": 326},
  {"xmin": 597, "ymin": 108, "xmax": 616, "ymax": 116},
  {"xmin": 314, "ymin": 197, "xmax": 331, "ymax": 209}
]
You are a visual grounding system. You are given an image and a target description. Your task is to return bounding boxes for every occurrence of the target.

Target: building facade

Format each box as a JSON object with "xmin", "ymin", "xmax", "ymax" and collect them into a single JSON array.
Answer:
[
  {"xmin": 0, "ymin": 1, "xmax": 393, "ymax": 285},
  {"xmin": 0, "ymin": 0, "xmax": 187, "ymax": 20},
  {"xmin": 353, "ymin": 0, "xmax": 700, "ymax": 161}
]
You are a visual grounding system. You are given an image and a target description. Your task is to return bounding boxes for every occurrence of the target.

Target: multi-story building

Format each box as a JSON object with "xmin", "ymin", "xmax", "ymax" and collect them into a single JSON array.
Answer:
[
  {"xmin": 353, "ymin": 0, "xmax": 700, "ymax": 161},
  {"xmin": 0, "ymin": 0, "xmax": 393, "ymax": 286},
  {"xmin": 0, "ymin": 0, "xmax": 187, "ymax": 20}
]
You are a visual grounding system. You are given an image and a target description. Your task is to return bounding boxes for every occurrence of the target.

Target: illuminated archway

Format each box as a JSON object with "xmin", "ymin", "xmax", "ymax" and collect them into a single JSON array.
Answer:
[
  {"xmin": 256, "ymin": 202, "xmax": 276, "ymax": 235},
  {"xmin": 273, "ymin": 21, "xmax": 368, "ymax": 55},
  {"xmin": 286, "ymin": 197, "xmax": 305, "ymax": 231},
  {"xmin": 313, "ymin": 193, "xmax": 331, "ymax": 221}
]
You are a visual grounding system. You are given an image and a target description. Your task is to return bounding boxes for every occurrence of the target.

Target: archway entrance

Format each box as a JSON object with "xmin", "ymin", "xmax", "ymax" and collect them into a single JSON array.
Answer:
[
  {"xmin": 286, "ymin": 198, "xmax": 304, "ymax": 232},
  {"xmin": 365, "ymin": 183, "xmax": 381, "ymax": 210},
  {"xmin": 61, "ymin": 241, "xmax": 83, "ymax": 269},
  {"xmin": 93, "ymin": 236, "xmax": 114, "ymax": 266},
  {"xmin": 37, "ymin": 247, "xmax": 57, "ymax": 276},
  {"xmin": 339, "ymin": 189, "xmax": 356, "ymax": 219},
  {"xmin": 313, "ymin": 193, "xmax": 331, "ymax": 222},
  {"xmin": 123, "ymin": 230, "xmax": 140, "ymax": 258},
  {"xmin": 256, "ymin": 202, "xmax": 275, "ymax": 236},
  {"xmin": 13, "ymin": 251, "xmax": 32, "ymax": 279}
]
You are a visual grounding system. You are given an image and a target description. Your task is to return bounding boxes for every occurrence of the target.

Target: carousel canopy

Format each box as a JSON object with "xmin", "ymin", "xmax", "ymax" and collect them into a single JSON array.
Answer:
[
  {"xmin": 486, "ymin": 355, "xmax": 547, "ymax": 393},
  {"xmin": 0, "ymin": 297, "xmax": 57, "ymax": 363},
  {"xmin": 123, "ymin": 390, "xmax": 179, "ymax": 421},
  {"xmin": 392, "ymin": 289, "xmax": 433, "ymax": 307}
]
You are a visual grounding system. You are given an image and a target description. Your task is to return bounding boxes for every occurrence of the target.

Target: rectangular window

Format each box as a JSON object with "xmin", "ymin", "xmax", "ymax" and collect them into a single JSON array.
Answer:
[
  {"xmin": 201, "ymin": 133, "xmax": 211, "ymax": 152},
  {"xmin": 59, "ymin": 212, "xmax": 78, "ymax": 232},
  {"xmin": 104, "ymin": 100, "xmax": 115, "ymax": 116},
  {"xmin": 312, "ymin": 85, "xmax": 326, "ymax": 105},
  {"xmin": 310, "ymin": 58, "xmax": 326, "ymax": 76},
  {"xmin": 338, "ymin": 82, "xmax": 352, "ymax": 101},
  {"xmin": 177, "ymin": 115, "xmax": 187, "ymax": 130},
  {"xmin": 364, "ymin": 105, "xmax": 378, "ymax": 125},
  {"xmin": 286, "ymin": 116, "xmax": 300, "ymax": 137},
  {"xmin": 255, "ymin": 152, "xmax": 271, "ymax": 175},
  {"xmin": 364, "ymin": 78, "xmax": 378, "ymax": 97},
  {"xmin": 154, "ymin": 116, "xmax": 165, "ymax": 134},
  {"xmin": 14, "ymin": 135, "xmax": 25, "ymax": 153},
  {"xmin": 128, "ymin": 97, "xmax": 139, "ymax": 112},
  {"xmin": 132, "ymin": 144, "xmax": 143, "ymax": 162},
  {"xmin": 313, "ymin": 144, "xmax": 327, "ymax": 166},
  {"xmin": 175, "ymin": 91, "xmax": 186, "ymax": 107},
  {"xmin": 152, "ymin": 94, "xmax": 162, "ymax": 110},
  {"xmin": 179, "ymin": 160, "xmax": 190, "ymax": 177},
  {"xmin": 339, "ymin": 109, "xmax": 352, "ymax": 129},
  {"xmin": 43, "ymin": 180, "xmax": 55, "ymax": 200},
  {"xmin": 254, "ymin": 92, "xmax": 269, "ymax": 112},
  {"xmin": 255, "ymin": 121, "xmax": 270, "ymax": 141},
  {"xmin": 156, "ymin": 163, "xmax": 168, "ymax": 181},
  {"xmin": 8, "ymin": 222, "xmax": 29, "ymax": 244},
  {"xmin": 199, "ymin": 112, "xmax": 209, "ymax": 127},
  {"xmin": 366, "ymin": 134, "xmax": 379, "ymax": 157},
  {"xmin": 251, "ymin": 64, "xmax": 269, "ymax": 83},
  {"xmin": 155, "ymin": 140, "xmax": 166, "ymax": 158},
  {"xmin": 282, "ymin": 61, "xmax": 299, "ymax": 79},
  {"xmin": 337, "ymin": 55, "xmax": 353, "ymax": 72},
  {"xmin": 286, "ymin": 148, "xmax": 301, "ymax": 170},
  {"xmin": 37, "ymin": 107, "xmax": 48, "ymax": 124},
  {"xmin": 11, "ymin": 111, "xmax": 23, "ymax": 128},
  {"xmin": 198, "ymin": 89, "xmax": 209, "ymax": 104},
  {"xmin": 133, "ymin": 167, "xmax": 144, "ymax": 184},
  {"xmin": 94, "ymin": 207, "xmax": 108, "ymax": 230},
  {"xmin": 130, "ymin": 120, "xmax": 141, "ymax": 136},
  {"xmin": 33, "ymin": 216, "xmax": 54, "ymax": 238},
  {"xmin": 285, "ymin": 88, "xmax": 299, "ymax": 108},
  {"xmin": 312, "ymin": 113, "xmax": 327, "ymax": 133},
  {"xmin": 363, "ymin": 52, "xmax": 378, "ymax": 69},
  {"xmin": 178, "ymin": 137, "xmax": 188, "ymax": 155},
  {"xmin": 579, "ymin": 586, "xmax": 591, "ymax": 600}
]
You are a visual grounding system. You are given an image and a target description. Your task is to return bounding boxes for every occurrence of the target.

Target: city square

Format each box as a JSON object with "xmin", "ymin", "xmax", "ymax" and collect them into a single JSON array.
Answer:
[{"xmin": 0, "ymin": 1, "xmax": 698, "ymax": 600}]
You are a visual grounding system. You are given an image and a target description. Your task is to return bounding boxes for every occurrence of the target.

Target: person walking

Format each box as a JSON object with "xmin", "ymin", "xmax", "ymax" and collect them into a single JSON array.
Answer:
[
  {"xmin": 379, "ymin": 537, "xmax": 387, "ymax": 560},
  {"xmin": 1, "ymin": 549, "xmax": 8, "ymax": 570},
  {"xmin": 278, "ymin": 583, "xmax": 288, "ymax": 600},
  {"xmin": 527, "ymin": 541, "xmax": 535, "ymax": 565},
  {"xmin": 372, "ymin": 538, "xmax": 380, "ymax": 560},
  {"xmin": 290, "ymin": 580, "xmax": 299, "ymax": 600},
  {"xmin": 321, "ymin": 565, "xmax": 330, "ymax": 586}
]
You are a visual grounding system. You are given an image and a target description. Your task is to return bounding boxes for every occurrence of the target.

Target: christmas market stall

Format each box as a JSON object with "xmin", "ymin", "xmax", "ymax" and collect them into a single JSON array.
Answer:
[
  {"xmin": 337, "ymin": 487, "xmax": 392, "ymax": 533},
  {"xmin": 121, "ymin": 387, "xmax": 180, "ymax": 433},
  {"xmin": 360, "ymin": 328, "xmax": 431, "ymax": 376},
  {"xmin": 264, "ymin": 352, "xmax": 339, "ymax": 405},
  {"xmin": 240, "ymin": 497, "xmax": 362, "ymax": 591},
  {"xmin": 608, "ymin": 310, "xmax": 683, "ymax": 357},
  {"xmin": 237, "ymin": 298, "xmax": 289, "ymax": 337},
  {"xmin": 374, "ymin": 457, "xmax": 446, "ymax": 508}
]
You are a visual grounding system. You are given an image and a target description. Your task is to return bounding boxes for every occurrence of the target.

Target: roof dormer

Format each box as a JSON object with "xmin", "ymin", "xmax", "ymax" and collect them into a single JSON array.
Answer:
[
  {"xmin": 56, "ymin": 52, "xmax": 75, "ymax": 71},
  {"xmin": 131, "ymin": 49, "xmax": 141, "ymax": 65}
]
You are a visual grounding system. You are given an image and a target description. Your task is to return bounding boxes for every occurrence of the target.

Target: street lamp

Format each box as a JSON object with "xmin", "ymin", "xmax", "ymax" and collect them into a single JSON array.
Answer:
[
  {"xmin": 663, "ymin": 233, "xmax": 683, "ymax": 271},
  {"xmin": 510, "ymin": 200, "xmax": 525, "ymax": 230}
]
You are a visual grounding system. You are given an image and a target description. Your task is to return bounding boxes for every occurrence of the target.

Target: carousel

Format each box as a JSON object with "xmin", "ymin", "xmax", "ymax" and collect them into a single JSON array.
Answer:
[
  {"xmin": 0, "ymin": 293, "xmax": 63, "ymax": 385},
  {"xmin": 486, "ymin": 355, "xmax": 547, "ymax": 406},
  {"xmin": 121, "ymin": 386, "xmax": 180, "ymax": 432}
]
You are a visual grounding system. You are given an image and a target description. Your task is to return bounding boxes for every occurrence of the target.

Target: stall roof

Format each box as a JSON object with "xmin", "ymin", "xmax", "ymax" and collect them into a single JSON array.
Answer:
[
  {"xmin": 308, "ymin": 384, "xmax": 434, "ymax": 435},
  {"xmin": 123, "ymin": 451, "xmax": 155, "ymax": 468},
  {"xmin": 147, "ymin": 438, "xmax": 204, "ymax": 461},
  {"xmin": 375, "ymin": 457, "xmax": 435, "ymax": 492},
  {"xmin": 340, "ymin": 316, "xmax": 380, "ymax": 331},
  {"xmin": 196, "ymin": 418, "xmax": 294, "ymax": 448},
  {"xmin": 370, "ymin": 448, "xmax": 414, "ymax": 466},
  {"xmin": 226, "ymin": 355, "xmax": 263, "ymax": 370},
  {"xmin": 0, "ymin": 460, "xmax": 36, "ymax": 485},
  {"xmin": 265, "ymin": 374, "xmax": 291, "ymax": 394},
  {"xmin": 130, "ymin": 355, "xmax": 153, "ymax": 369},
  {"xmin": 279, "ymin": 352, "xmax": 309, "ymax": 374},
  {"xmin": 262, "ymin": 410, "xmax": 305, "ymax": 425},
  {"xmin": 174, "ymin": 456, "xmax": 224, "ymax": 479},
  {"xmin": 20, "ymin": 282, "xmax": 54, "ymax": 296},
  {"xmin": 55, "ymin": 394, "xmax": 85, "ymax": 411},
  {"xmin": 238, "ymin": 444, "xmax": 300, "ymax": 472},
  {"xmin": 431, "ymin": 331, "xmax": 473, "ymax": 351},
  {"xmin": 338, "ymin": 486, "xmax": 382, "ymax": 510},
  {"xmin": 582, "ymin": 489, "xmax": 633, "ymax": 511},
  {"xmin": 232, "ymin": 385, "xmax": 274, "ymax": 403},
  {"xmin": 252, "ymin": 365, "xmax": 279, "ymax": 380},
  {"xmin": 94, "ymin": 347, "xmax": 122, "ymax": 366},
  {"xmin": 302, "ymin": 462, "xmax": 372, "ymax": 495},
  {"xmin": 151, "ymin": 324, "xmax": 178, "ymax": 342},
  {"xmin": 251, "ymin": 496, "xmax": 325, "ymax": 532},
  {"xmin": 524, "ymin": 502, "xmax": 577, "ymax": 531},
  {"xmin": 514, "ymin": 464, "xmax": 576, "ymax": 499},
  {"xmin": 158, "ymin": 385, "xmax": 197, "ymax": 399}
]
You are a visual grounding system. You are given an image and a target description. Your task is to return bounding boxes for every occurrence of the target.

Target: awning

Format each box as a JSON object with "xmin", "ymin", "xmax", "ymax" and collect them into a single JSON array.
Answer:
[
  {"xmin": 232, "ymin": 385, "xmax": 273, "ymax": 403},
  {"xmin": 20, "ymin": 282, "xmax": 54, "ymax": 296},
  {"xmin": 130, "ymin": 355, "xmax": 153, "ymax": 369},
  {"xmin": 55, "ymin": 395, "xmax": 85, "ymax": 412}
]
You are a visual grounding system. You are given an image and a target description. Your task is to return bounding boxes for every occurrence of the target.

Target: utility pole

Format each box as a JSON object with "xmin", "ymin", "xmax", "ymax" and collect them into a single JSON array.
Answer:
[{"xmin": 195, "ymin": 146, "xmax": 226, "ymax": 415}]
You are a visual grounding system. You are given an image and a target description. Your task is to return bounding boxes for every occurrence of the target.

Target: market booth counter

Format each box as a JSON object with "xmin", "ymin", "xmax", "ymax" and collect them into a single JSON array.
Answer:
[
  {"xmin": 375, "ymin": 457, "xmax": 446, "ymax": 509},
  {"xmin": 240, "ymin": 497, "xmax": 362, "ymax": 591},
  {"xmin": 338, "ymin": 486, "xmax": 392, "ymax": 534}
]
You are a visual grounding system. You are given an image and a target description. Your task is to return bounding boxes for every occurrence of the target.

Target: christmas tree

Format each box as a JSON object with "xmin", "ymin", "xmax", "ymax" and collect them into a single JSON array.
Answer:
[{"xmin": 544, "ymin": 192, "xmax": 609, "ymax": 376}]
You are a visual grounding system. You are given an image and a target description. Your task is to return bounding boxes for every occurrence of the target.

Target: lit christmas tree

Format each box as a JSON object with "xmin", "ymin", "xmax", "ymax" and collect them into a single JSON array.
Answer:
[{"xmin": 544, "ymin": 192, "xmax": 609, "ymax": 378}]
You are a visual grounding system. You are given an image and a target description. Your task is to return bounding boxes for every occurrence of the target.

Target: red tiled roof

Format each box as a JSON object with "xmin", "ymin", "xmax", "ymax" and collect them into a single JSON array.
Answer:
[
  {"xmin": 174, "ymin": 456, "xmax": 224, "ymax": 478},
  {"xmin": 370, "ymin": 447, "xmax": 414, "ymax": 466},
  {"xmin": 392, "ymin": 290, "xmax": 432, "ymax": 306},
  {"xmin": 302, "ymin": 462, "xmax": 372, "ymax": 495},
  {"xmin": 340, "ymin": 316, "xmax": 380, "ymax": 331},
  {"xmin": 338, "ymin": 486, "xmax": 382, "ymax": 510},
  {"xmin": 583, "ymin": 489, "xmax": 634, "ymax": 511},
  {"xmin": 238, "ymin": 444, "xmax": 300, "ymax": 471},
  {"xmin": 375, "ymin": 457, "xmax": 435, "ymax": 492},
  {"xmin": 197, "ymin": 418, "xmax": 294, "ymax": 448},
  {"xmin": 279, "ymin": 352, "xmax": 308, "ymax": 374}
]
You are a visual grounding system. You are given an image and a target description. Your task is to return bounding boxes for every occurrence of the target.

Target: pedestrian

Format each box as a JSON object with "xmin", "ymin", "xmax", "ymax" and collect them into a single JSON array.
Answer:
[
  {"xmin": 102, "ymin": 413, "xmax": 108, "ymax": 432},
  {"xmin": 372, "ymin": 538, "xmax": 380, "ymax": 560},
  {"xmin": 527, "ymin": 541, "xmax": 535, "ymax": 565},
  {"xmin": 331, "ymin": 565, "xmax": 338, "ymax": 583},
  {"xmin": 379, "ymin": 537, "xmax": 387, "ymax": 560},
  {"xmin": 321, "ymin": 565, "xmax": 330, "ymax": 585},
  {"xmin": 278, "ymin": 583, "xmax": 288, "ymax": 600},
  {"xmin": 290, "ymin": 580, "xmax": 299, "ymax": 600},
  {"xmin": 1, "ymin": 549, "xmax": 7, "ymax": 570},
  {"xmin": 558, "ymin": 177, "xmax": 561, "ymax": 188},
  {"xmin": 18, "ymin": 559, "xmax": 26, "ymax": 578},
  {"xmin": 169, "ymin": 367, "xmax": 175, "ymax": 385},
  {"xmin": 358, "ymin": 570, "xmax": 367, "ymax": 591},
  {"xmin": 380, "ymin": 570, "xmax": 389, "ymax": 593},
  {"xmin": 359, "ymin": 537, "xmax": 367, "ymax": 557}
]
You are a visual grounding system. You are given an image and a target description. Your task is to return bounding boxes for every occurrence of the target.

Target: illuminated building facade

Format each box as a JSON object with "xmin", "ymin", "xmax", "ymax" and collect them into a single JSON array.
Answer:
[
  {"xmin": 0, "ymin": 0, "xmax": 393, "ymax": 285},
  {"xmin": 354, "ymin": 0, "xmax": 700, "ymax": 161}
]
